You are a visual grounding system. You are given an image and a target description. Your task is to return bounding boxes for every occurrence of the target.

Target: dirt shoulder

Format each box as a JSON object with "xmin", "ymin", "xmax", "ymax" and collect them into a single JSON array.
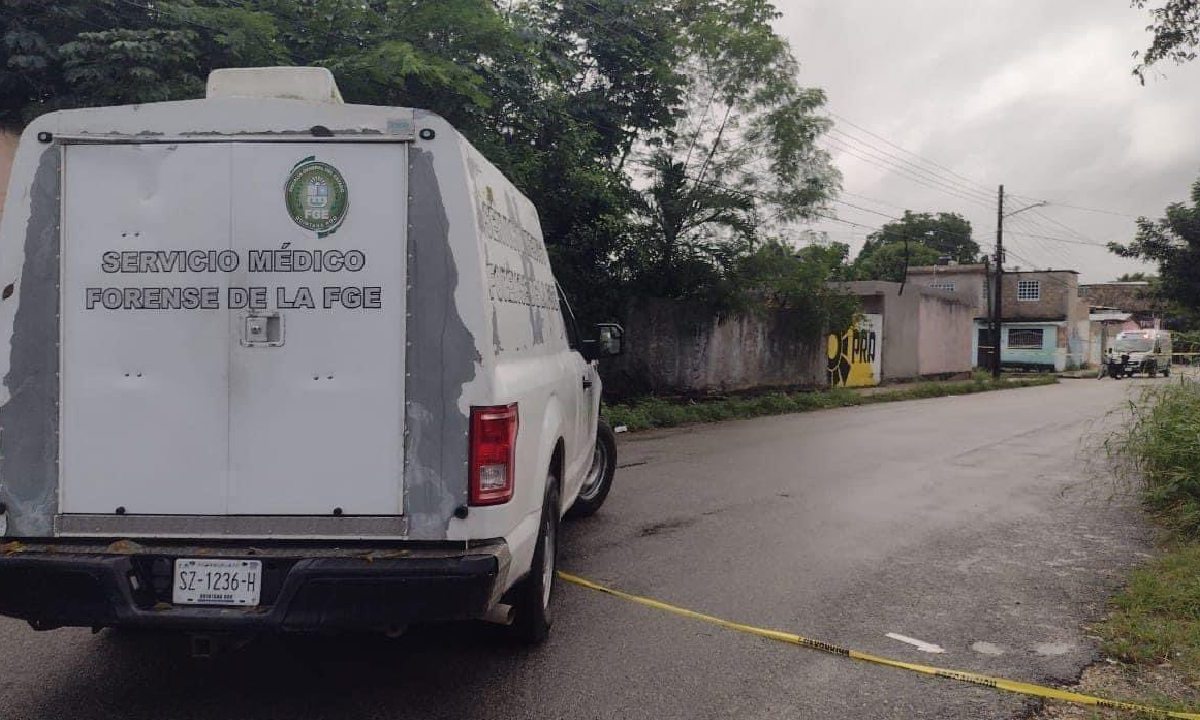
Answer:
[{"xmin": 1034, "ymin": 378, "xmax": 1200, "ymax": 719}]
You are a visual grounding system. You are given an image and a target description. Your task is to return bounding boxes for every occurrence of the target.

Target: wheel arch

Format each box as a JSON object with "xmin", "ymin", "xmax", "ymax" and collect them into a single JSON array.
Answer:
[
  {"xmin": 534, "ymin": 395, "xmax": 566, "ymax": 510},
  {"xmin": 550, "ymin": 437, "xmax": 565, "ymax": 506}
]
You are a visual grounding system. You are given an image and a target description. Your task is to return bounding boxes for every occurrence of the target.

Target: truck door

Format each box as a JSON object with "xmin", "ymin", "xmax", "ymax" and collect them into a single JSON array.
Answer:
[
  {"xmin": 226, "ymin": 144, "xmax": 406, "ymax": 515},
  {"xmin": 61, "ymin": 143, "xmax": 232, "ymax": 515},
  {"xmin": 558, "ymin": 291, "xmax": 594, "ymax": 495},
  {"xmin": 60, "ymin": 141, "xmax": 407, "ymax": 517}
]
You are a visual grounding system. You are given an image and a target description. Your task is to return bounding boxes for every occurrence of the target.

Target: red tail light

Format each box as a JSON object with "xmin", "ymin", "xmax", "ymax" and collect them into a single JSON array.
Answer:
[{"xmin": 469, "ymin": 404, "xmax": 518, "ymax": 506}]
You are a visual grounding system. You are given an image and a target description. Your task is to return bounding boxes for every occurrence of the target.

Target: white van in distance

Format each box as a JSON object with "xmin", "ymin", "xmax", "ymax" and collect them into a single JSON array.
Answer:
[
  {"xmin": 1106, "ymin": 329, "xmax": 1172, "ymax": 379},
  {"xmin": 0, "ymin": 67, "xmax": 621, "ymax": 645}
]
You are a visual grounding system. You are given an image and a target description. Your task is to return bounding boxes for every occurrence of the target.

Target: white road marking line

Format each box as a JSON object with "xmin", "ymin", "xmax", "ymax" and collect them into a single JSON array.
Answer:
[{"xmin": 886, "ymin": 632, "xmax": 946, "ymax": 654}]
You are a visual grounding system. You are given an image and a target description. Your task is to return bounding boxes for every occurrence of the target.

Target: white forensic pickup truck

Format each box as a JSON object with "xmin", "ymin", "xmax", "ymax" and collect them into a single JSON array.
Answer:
[{"xmin": 0, "ymin": 67, "xmax": 621, "ymax": 645}]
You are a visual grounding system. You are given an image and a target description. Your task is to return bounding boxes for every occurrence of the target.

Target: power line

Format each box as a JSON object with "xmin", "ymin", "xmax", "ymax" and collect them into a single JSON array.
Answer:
[
  {"xmin": 826, "ymin": 111, "xmax": 996, "ymax": 195},
  {"xmin": 1005, "ymin": 193, "xmax": 1127, "ymax": 262},
  {"xmin": 821, "ymin": 134, "xmax": 995, "ymax": 205},
  {"xmin": 1003, "ymin": 229, "xmax": 1110, "ymax": 248},
  {"xmin": 818, "ymin": 115, "xmax": 1141, "ymax": 259},
  {"xmin": 1009, "ymin": 196, "xmax": 1142, "ymax": 219},
  {"xmin": 838, "ymin": 189, "xmax": 910, "ymax": 212},
  {"xmin": 820, "ymin": 137, "xmax": 997, "ymax": 210},
  {"xmin": 526, "ymin": 31, "xmax": 1107, "ymax": 266},
  {"xmin": 1004, "ymin": 218, "xmax": 1076, "ymax": 267},
  {"xmin": 1015, "ymin": 213, "xmax": 1090, "ymax": 246},
  {"xmin": 828, "ymin": 197, "xmax": 903, "ymax": 221},
  {"xmin": 1002, "ymin": 249, "xmax": 1083, "ymax": 286},
  {"xmin": 1008, "ymin": 216, "xmax": 1075, "ymax": 259},
  {"xmin": 1012, "ymin": 204, "xmax": 1096, "ymax": 244},
  {"xmin": 827, "ymin": 127, "xmax": 995, "ymax": 204},
  {"xmin": 621, "ymin": 126, "xmax": 1115, "ymax": 266}
]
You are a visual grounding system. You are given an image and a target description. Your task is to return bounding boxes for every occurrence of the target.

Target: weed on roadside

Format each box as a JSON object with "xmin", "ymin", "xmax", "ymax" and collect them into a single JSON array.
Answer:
[
  {"xmin": 1038, "ymin": 376, "xmax": 1200, "ymax": 718},
  {"xmin": 1107, "ymin": 378, "xmax": 1200, "ymax": 537},
  {"xmin": 1099, "ymin": 543, "xmax": 1200, "ymax": 678},
  {"xmin": 602, "ymin": 375, "xmax": 1058, "ymax": 431}
]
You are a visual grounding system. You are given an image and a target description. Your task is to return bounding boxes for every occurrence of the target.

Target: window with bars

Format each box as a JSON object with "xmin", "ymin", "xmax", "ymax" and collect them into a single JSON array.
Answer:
[
  {"xmin": 1008, "ymin": 328, "xmax": 1044, "ymax": 349},
  {"xmin": 1016, "ymin": 280, "xmax": 1041, "ymax": 301},
  {"xmin": 928, "ymin": 281, "xmax": 956, "ymax": 292}
]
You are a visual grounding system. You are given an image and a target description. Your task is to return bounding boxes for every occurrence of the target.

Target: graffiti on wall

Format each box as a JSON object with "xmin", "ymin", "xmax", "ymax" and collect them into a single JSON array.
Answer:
[{"xmin": 827, "ymin": 314, "xmax": 882, "ymax": 387}]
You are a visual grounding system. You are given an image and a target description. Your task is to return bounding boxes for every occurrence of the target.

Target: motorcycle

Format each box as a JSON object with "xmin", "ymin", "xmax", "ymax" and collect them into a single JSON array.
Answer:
[{"xmin": 1105, "ymin": 351, "xmax": 1133, "ymax": 379}]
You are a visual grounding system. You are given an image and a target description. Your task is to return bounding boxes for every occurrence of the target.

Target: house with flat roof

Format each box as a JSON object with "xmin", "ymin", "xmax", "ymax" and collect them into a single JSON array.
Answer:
[
  {"xmin": 907, "ymin": 264, "xmax": 1091, "ymax": 371},
  {"xmin": 1079, "ymin": 281, "xmax": 1170, "ymax": 328}
]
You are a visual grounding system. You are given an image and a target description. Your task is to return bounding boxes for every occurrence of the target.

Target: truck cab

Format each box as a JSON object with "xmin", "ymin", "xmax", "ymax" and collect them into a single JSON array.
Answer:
[{"xmin": 0, "ymin": 67, "xmax": 621, "ymax": 644}]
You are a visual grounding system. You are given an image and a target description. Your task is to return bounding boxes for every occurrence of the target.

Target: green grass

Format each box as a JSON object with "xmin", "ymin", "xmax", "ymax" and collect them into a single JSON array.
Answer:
[
  {"xmin": 602, "ymin": 373, "xmax": 1059, "ymax": 432},
  {"xmin": 1098, "ymin": 543, "xmax": 1200, "ymax": 679},
  {"xmin": 1109, "ymin": 379, "xmax": 1200, "ymax": 536},
  {"xmin": 1094, "ymin": 379, "xmax": 1200, "ymax": 686}
]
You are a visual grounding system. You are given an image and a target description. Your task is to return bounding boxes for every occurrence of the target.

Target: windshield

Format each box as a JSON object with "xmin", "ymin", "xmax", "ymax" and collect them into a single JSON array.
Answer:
[{"xmin": 1113, "ymin": 337, "xmax": 1153, "ymax": 353}]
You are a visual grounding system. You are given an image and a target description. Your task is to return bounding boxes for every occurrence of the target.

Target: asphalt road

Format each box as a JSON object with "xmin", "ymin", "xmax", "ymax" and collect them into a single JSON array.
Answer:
[{"xmin": 0, "ymin": 377, "xmax": 1164, "ymax": 719}]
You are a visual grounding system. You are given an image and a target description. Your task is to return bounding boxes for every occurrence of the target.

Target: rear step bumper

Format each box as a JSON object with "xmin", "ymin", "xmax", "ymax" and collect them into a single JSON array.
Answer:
[{"xmin": 0, "ymin": 540, "xmax": 509, "ymax": 632}]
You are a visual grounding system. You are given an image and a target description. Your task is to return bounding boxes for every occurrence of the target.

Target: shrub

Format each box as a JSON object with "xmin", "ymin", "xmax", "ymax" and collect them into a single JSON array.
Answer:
[
  {"xmin": 1112, "ymin": 379, "xmax": 1200, "ymax": 536},
  {"xmin": 602, "ymin": 375, "xmax": 1055, "ymax": 432}
]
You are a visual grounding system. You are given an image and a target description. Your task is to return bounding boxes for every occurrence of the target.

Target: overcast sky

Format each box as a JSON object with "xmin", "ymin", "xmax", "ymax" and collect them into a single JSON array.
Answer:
[{"xmin": 777, "ymin": 0, "xmax": 1200, "ymax": 283}]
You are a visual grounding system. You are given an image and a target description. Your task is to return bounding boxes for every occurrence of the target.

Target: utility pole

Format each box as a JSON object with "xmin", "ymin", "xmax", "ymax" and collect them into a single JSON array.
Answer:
[
  {"xmin": 992, "ymin": 185, "xmax": 1004, "ymax": 378},
  {"xmin": 991, "ymin": 190, "xmax": 1047, "ymax": 379}
]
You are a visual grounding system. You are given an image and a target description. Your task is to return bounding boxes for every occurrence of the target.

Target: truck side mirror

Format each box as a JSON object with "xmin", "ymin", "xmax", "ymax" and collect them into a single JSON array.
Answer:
[{"xmin": 581, "ymin": 323, "xmax": 624, "ymax": 361}]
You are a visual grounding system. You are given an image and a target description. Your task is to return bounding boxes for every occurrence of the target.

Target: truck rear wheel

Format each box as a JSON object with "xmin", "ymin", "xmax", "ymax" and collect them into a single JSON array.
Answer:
[
  {"xmin": 509, "ymin": 475, "xmax": 560, "ymax": 645},
  {"xmin": 567, "ymin": 420, "xmax": 617, "ymax": 519}
]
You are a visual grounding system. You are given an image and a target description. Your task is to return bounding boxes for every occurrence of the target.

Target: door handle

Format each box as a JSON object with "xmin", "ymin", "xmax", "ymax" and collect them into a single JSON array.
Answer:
[{"xmin": 241, "ymin": 313, "xmax": 285, "ymax": 347}]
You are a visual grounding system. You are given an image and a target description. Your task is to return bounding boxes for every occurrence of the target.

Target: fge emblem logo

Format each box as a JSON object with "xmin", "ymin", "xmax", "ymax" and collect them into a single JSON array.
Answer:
[{"xmin": 285, "ymin": 156, "xmax": 349, "ymax": 237}]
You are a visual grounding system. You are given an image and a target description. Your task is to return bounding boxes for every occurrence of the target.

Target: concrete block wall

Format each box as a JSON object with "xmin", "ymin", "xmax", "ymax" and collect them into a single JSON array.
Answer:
[
  {"xmin": 907, "ymin": 264, "xmax": 989, "ymax": 317},
  {"xmin": 601, "ymin": 298, "xmax": 825, "ymax": 396},
  {"xmin": 834, "ymin": 281, "xmax": 976, "ymax": 380},
  {"xmin": 916, "ymin": 294, "xmax": 975, "ymax": 375},
  {"xmin": 1000, "ymin": 271, "xmax": 1078, "ymax": 320}
]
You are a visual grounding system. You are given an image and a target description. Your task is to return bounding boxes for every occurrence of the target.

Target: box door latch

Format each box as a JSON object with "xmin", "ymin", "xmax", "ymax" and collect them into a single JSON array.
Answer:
[{"xmin": 241, "ymin": 313, "xmax": 285, "ymax": 347}]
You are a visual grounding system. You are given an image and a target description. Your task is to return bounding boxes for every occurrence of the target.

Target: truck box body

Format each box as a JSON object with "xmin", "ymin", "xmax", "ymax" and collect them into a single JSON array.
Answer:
[{"xmin": 0, "ymin": 71, "xmax": 602, "ymax": 634}]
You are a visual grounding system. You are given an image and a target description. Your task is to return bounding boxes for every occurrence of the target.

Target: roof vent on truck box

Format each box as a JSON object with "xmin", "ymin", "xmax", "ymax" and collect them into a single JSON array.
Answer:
[{"xmin": 206, "ymin": 67, "xmax": 344, "ymax": 104}]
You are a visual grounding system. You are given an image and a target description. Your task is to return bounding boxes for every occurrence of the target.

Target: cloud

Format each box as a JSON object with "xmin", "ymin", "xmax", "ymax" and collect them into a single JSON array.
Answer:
[{"xmin": 777, "ymin": 0, "xmax": 1200, "ymax": 282}]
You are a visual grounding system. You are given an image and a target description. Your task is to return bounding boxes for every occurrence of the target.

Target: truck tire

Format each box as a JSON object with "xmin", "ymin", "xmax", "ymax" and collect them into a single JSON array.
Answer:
[
  {"xmin": 567, "ymin": 419, "xmax": 617, "ymax": 519},
  {"xmin": 509, "ymin": 475, "xmax": 560, "ymax": 645}
]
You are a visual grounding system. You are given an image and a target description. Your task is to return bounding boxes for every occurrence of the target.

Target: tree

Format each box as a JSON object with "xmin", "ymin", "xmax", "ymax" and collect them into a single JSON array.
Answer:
[
  {"xmin": 724, "ymin": 240, "xmax": 857, "ymax": 334},
  {"xmin": 852, "ymin": 242, "xmax": 943, "ymax": 283},
  {"xmin": 626, "ymin": 150, "xmax": 756, "ymax": 300},
  {"xmin": 851, "ymin": 211, "xmax": 978, "ymax": 282},
  {"xmin": 0, "ymin": 1, "xmax": 289, "ymax": 128},
  {"xmin": 0, "ymin": 0, "xmax": 845, "ymax": 325},
  {"xmin": 0, "ymin": 0, "xmax": 680, "ymax": 321},
  {"xmin": 1132, "ymin": 0, "xmax": 1200, "ymax": 82},
  {"xmin": 497, "ymin": 0, "xmax": 690, "ymax": 321},
  {"xmin": 1109, "ymin": 175, "xmax": 1200, "ymax": 323},
  {"xmin": 625, "ymin": 0, "xmax": 838, "ymax": 303},
  {"xmin": 1116, "ymin": 272, "xmax": 1156, "ymax": 281}
]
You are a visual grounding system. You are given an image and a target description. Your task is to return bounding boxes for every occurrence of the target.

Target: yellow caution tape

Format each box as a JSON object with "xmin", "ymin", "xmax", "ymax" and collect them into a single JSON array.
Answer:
[{"xmin": 559, "ymin": 571, "xmax": 1200, "ymax": 719}]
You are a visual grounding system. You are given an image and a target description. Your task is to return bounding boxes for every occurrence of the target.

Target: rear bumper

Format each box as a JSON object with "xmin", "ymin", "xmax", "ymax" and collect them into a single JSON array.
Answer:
[{"xmin": 0, "ymin": 540, "xmax": 509, "ymax": 632}]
